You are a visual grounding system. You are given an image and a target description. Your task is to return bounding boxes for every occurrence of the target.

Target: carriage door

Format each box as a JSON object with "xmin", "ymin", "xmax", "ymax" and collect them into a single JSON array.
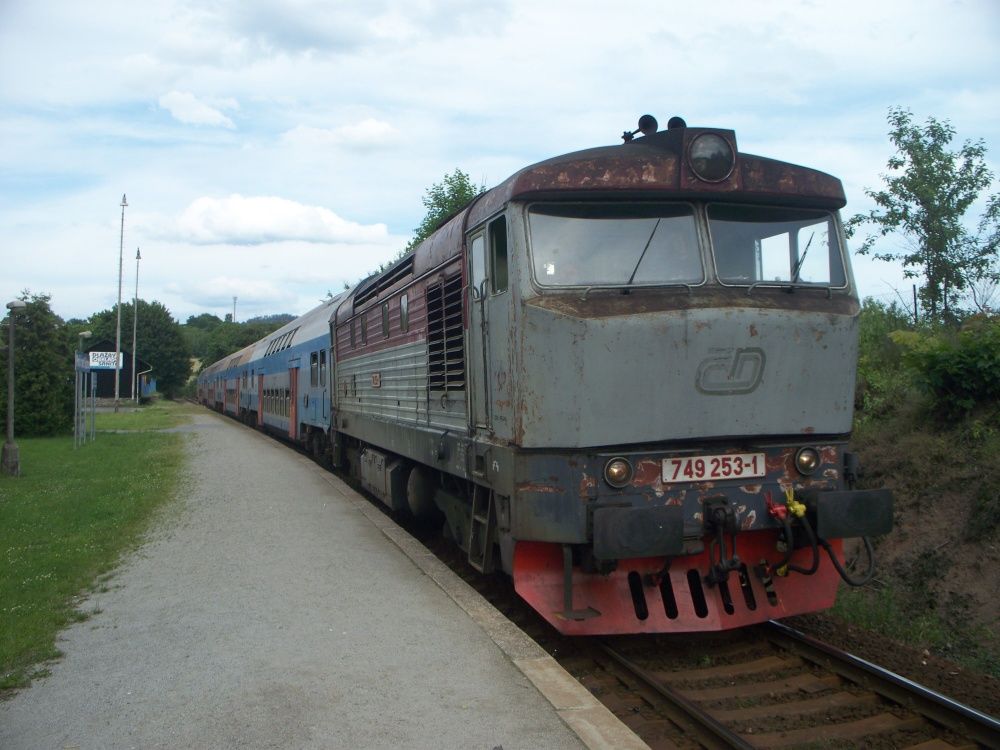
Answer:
[
  {"xmin": 288, "ymin": 367, "xmax": 298, "ymax": 440},
  {"xmin": 257, "ymin": 374, "xmax": 265, "ymax": 427},
  {"xmin": 468, "ymin": 232, "xmax": 491, "ymax": 430}
]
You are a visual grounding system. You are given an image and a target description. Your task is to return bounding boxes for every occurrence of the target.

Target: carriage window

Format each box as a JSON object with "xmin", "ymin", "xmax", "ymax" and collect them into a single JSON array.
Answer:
[
  {"xmin": 381, "ymin": 302, "xmax": 390, "ymax": 337},
  {"xmin": 319, "ymin": 350, "xmax": 327, "ymax": 387},
  {"xmin": 490, "ymin": 216, "xmax": 508, "ymax": 294},
  {"xmin": 399, "ymin": 294, "xmax": 409, "ymax": 333},
  {"xmin": 350, "ymin": 319, "xmax": 356, "ymax": 348},
  {"xmin": 708, "ymin": 205, "xmax": 846, "ymax": 287},
  {"xmin": 361, "ymin": 314, "xmax": 368, "ymax": 345},
  {"xmin": 528, "ymin": 203, "xmax": 702, "ymax": 287},
  {"xmin": 310, "ymin": 352, "xmax": 318, "ymax": 387}
]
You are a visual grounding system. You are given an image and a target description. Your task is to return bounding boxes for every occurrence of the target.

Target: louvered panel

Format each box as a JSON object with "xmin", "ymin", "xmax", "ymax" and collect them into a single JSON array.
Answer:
[
  {"xmin": 336, "ymin": 341, "xmax": 428, "ymax": 425},
  {"xmin": 425, "ymin": 271, "xmax": 466, "ymax": 394}
]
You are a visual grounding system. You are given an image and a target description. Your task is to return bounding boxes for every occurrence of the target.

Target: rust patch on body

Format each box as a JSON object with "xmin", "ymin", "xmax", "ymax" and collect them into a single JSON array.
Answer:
[
  {"xmin": 524, "ymin": 285, "xmax": 858, "ymax": 321},
  {"xmin": 632, "ymin": 459, "xmax": 662, "ymax": 487},
  {"xmin": 516, "ymin": 482, "xmax": 562, "ymax": 494}
]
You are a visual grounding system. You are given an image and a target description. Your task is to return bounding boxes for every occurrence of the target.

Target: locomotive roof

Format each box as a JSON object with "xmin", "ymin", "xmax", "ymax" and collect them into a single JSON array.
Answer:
[
  {"xmin": 336, "ymin": 124, "xmax": 848, "ymax": 322},
  {"xmin": 465, "ymin": 126, "xmax": 845, "ymax": 229}
]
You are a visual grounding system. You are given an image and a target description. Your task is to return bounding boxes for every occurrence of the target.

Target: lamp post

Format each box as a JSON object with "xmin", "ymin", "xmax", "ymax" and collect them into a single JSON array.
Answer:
[
  {"xmin": 114, "ymin": 193, "xmax": 127, "ymax": 413},
  {"xmin": 132, "ymin": 247, "xmax": 140, "ymax": 403},
  {"xmin": 3, "ymin": 299, "xmax": 28, "ymax": 476}
]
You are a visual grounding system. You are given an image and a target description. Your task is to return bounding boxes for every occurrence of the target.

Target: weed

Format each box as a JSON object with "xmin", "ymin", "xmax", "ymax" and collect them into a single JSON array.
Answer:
[{"xmin": 833, "ymin": 585, "xmax": 1000, "ymax": 679}]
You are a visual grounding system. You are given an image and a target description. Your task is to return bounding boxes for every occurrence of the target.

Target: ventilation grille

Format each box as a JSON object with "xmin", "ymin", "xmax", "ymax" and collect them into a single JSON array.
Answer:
[
  {"xmin": 354, "ymin": 255, "xmax": 415, "ymax": 308},
  {"xmin": 426, "ymin": 273, "xmax": 465, "ymax": 391}
]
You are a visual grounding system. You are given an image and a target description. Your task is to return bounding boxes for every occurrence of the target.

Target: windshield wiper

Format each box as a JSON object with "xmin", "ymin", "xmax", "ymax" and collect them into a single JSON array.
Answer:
[
  {"xmin": 790, "ymin": 231, "xmax": 815, "ymax": 283},
  {"xmin": 622, "ymin": 218, "xmax": 661, "ymax": 294}
]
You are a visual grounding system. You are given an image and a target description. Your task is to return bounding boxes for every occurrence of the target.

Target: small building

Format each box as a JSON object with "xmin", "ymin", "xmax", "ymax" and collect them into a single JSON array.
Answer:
[{"xmin": 83, "ymin": 340, "xmax": 157, "ymax": 399}]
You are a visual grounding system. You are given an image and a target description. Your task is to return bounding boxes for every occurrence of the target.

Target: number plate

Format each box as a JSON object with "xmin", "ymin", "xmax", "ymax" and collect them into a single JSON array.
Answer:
[{"xmin": 662, "ymin": 453, "xmax": 766, "ymax": 483}]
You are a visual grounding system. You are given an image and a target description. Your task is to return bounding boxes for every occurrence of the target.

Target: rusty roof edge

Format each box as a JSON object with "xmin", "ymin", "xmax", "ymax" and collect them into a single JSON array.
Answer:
[{"xmin": 465, "ymin": 141, "xmax": 846, "ymax": 221}]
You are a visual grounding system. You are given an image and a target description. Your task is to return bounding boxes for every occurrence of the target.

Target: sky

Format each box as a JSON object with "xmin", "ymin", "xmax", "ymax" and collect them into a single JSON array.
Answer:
[{"xmin": 1, "ymin": 0, "xmax": 998, "ymax": 324}]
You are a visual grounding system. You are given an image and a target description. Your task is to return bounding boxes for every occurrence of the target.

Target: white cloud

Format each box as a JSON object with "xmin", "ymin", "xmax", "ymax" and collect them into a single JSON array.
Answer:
[
  {"xmin": 158, "ymin": 91, "xmax": 237, "ymax": 128},
  {"xmin": 173, "ymin": 194, "xmax": 389, "ymax": 245},
  {"xmin": 282, "ymin": 119, "xmax": 399, "ymax": 149},
  {"xmin": 166, "ymin": 277, "xmax": 297, "ymax": 310}
]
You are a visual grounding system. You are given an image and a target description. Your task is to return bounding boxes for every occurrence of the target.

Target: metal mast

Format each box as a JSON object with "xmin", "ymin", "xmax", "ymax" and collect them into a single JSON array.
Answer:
[
  {"xmin": 114, "ymin": 194, "xmax": 127, "ymax": 412},
  {"xmin": 132, "ymin": 247, "xmax": 140, "ymax": 403}
]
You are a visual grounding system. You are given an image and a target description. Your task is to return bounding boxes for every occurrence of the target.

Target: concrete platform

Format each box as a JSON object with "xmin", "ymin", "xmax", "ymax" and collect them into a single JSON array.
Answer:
[{"xmin": 0, "ymin": 410, "xmax": 647, "ymax": 750}]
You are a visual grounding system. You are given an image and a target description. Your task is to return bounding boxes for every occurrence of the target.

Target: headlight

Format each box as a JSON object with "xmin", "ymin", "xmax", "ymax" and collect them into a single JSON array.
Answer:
[
  {"xmin": 795, "ymin": 447, "xmax": 820, "ymax": 476},
  {"xmin": 604, "ymin": 457, "xmax": 633, "ymax": 488},
  {"xmin": 688, "ymin": 133, "xmax": 735, "ymax": 182}
]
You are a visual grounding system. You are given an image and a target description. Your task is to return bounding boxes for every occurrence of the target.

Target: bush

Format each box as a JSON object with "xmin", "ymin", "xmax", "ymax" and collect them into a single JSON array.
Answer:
[
  {"xmin": 855, "ymin": 299, "xmax": 914, "ymax": 419},
  {"xmin": 892, "ymin": 315, "xmax": 1000, "ymax": 419}
]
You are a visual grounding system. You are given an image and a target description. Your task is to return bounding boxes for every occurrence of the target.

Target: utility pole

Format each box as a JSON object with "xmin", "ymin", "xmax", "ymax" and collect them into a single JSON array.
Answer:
[
  {"xmin": 232, "ymin": 296, "xmax": 237, "ymax": 324},
  {"xmin": 114, "ymin": 194, "xmax": 127, "ymax": 413},
  {"xmin": 2, "ymin": 299, "xmax": 27, "ymax": 476},
  {"xmin": 132, "ymin": 247, "xmax": 141, "ymax": 403}
]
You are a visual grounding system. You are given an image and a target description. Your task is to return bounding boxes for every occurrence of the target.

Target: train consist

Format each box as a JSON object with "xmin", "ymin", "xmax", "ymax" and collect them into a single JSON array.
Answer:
[{"xmin": 198, "ymin": 115, "xmax": 892, "ymax": 635}]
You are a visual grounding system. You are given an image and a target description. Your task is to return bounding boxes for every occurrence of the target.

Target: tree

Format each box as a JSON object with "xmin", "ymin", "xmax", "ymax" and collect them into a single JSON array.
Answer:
[
  {"xmin": 406, "ymin": 169, "xmax": 486, "ymax": 252},
  {"xmin": 847, "ymin": 107, "xmax": 1000, "ymax": 322},
  {"xmin": 88, "ymin": 300, "xmax": 191, "ymax": 399},
  {"xmin": 201, "ymin": 321, "xmax": 279, "ymax": 365},
  {"xmin": 0, "ymin": 292, "xmax": 74, "ymax": 436},
  {"xmin": 185, "ymin": 313, "xmax": 224, "ymax": 331}
]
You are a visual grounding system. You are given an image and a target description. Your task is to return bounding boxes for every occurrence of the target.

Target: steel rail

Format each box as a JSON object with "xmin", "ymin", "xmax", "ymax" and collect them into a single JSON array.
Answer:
[
  {"xmin": 596, "ymin": 641, "xmax": 755, "ymax": 750},
  {"xmin": 763, "ymin": 620, "xmax": 1000, "ymax": 748}
]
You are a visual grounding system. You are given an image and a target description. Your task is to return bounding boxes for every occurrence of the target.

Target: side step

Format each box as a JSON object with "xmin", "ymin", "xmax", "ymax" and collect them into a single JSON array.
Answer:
[{"xmin": 467, "ymin": 485, "xmax": 496, "ymax": 573}]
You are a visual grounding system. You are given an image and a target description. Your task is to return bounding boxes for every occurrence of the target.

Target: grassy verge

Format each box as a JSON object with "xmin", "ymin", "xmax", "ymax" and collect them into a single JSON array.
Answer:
[
  {"xmin": 93, "ymin": 398, "xmax": 193, "ymax": 431},
  {"xmin": 833, "ymin": 585, "xmax": 1000, "ymax": 676},
  {"xmin": 0, "ymin": 431, "xmax": 186, "ymax": 690}
]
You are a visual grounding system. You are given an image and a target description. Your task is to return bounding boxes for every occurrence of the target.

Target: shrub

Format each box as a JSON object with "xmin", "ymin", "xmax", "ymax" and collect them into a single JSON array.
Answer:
[
  {"xmin": 892, "ymin": 316, "xmax": 1000, "ymax": 419},
  {"xmin": 855, "ymin": 299, "xmax": 914, "ymax": 419}
]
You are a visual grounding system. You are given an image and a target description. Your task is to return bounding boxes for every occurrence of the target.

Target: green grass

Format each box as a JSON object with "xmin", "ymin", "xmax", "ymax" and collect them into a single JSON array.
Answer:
[
  {"xmin": 833, "ymin": 585, "xmax": 1000, "ymax": 677},
  {"xmin": 93, "ymin": 398, "xmax": 193, "ymax": 431},
  {"xmin": 0, "ymin": 431, "xmax": 185, "ymax": 690}
]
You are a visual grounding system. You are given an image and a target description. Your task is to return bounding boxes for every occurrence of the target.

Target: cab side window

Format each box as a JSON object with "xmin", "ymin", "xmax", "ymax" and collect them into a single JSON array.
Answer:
[{"xmin": 489, "ymin": 216, "xmax": 508, "ymax": 294}]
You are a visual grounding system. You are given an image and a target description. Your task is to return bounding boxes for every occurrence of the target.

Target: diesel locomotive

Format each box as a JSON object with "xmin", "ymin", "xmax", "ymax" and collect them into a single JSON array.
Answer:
[{"xmin": 198, "ymin": 115, "xmax": 892, "ymax": 635}]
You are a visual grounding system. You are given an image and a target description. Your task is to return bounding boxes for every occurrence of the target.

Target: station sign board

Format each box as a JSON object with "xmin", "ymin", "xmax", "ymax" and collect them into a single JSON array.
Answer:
[{"xmin": 89, "ymin": 352, "xmax": 123, "ymax": 370}]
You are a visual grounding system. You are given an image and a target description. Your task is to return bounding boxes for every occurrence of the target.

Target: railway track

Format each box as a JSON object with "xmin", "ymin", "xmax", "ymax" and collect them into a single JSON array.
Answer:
[{"xmin": 575, "ymin": 621, "xmax": 1000, "ymax": 749}]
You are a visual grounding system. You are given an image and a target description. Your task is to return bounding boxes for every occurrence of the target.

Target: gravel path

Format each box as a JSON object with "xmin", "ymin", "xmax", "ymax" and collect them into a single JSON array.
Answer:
[{"xmin": 0, "ymin": 412, "xmax": 584, "ymax": 750}]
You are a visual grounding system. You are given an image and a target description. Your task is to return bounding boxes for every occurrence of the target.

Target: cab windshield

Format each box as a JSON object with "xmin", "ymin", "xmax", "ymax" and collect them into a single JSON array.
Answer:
[
  {"xmin": 708, "ymin": 205, "xmax": 846, "ymax": 287},
  {"xmin": 528, "ymin": 203, "xmax": 703, "ymax": 287}
]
